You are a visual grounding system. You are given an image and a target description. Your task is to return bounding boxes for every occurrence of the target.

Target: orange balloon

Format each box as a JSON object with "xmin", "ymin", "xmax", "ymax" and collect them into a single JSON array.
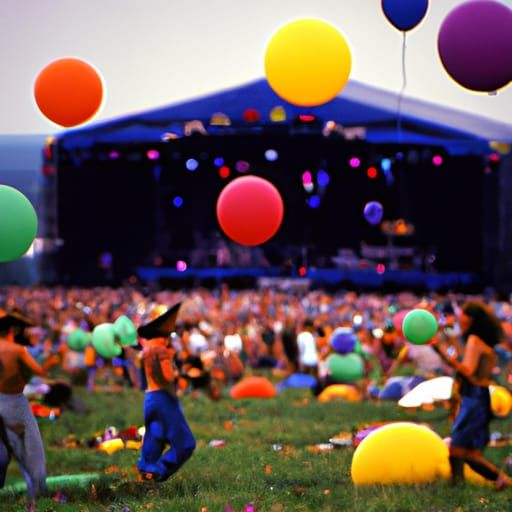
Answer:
[
  {"xmin": 34, "ymin": 58, "xmax": 103, "ymax": 127},
  {"xmin": 230, "ymin": 376, "xmax": 277, "ymax": 399}
]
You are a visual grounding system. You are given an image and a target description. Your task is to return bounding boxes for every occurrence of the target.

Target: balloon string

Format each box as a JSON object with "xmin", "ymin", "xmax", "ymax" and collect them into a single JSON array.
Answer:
[{"xmin": 397, "ymin": 31, "xmax": 407, "ymax": 143}]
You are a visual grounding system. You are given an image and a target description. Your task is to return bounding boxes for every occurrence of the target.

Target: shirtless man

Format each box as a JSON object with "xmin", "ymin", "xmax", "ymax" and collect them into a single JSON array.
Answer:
[
  {"xmin": 0, "ymin": 312, "xmax": 49, "ymax": 512},
  {"xmin": 136, "ymin": 303, "xmax": 196, "ymax": 481}
]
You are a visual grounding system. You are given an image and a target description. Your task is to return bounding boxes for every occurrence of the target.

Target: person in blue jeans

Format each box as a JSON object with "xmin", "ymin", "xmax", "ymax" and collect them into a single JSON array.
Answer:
[{"xmin": 136, "ymin": 303, "xmax": 196, "ymax": 481}]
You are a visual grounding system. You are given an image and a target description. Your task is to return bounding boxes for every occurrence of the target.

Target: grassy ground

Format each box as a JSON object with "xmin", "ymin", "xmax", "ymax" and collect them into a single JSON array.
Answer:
[{"xmin": 3, "ymin": 385, "xmax": 512, "ymax": 512}]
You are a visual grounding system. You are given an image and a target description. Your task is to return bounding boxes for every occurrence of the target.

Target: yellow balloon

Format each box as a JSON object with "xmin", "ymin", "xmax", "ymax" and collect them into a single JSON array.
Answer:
[
  {"xmin": 264, "ymin": 18, "xmax": 352, "ymax": 107},
  {"xmin": 490, "ymin": 385, "xmax": 512, "ymax": 418},
  {"xmin": 317, "ymin": 384, "xmax": 361, "ymax": 403},
  {"xmin": 351, "ymin": 423, "xmax": 491, "ymax": 486}
]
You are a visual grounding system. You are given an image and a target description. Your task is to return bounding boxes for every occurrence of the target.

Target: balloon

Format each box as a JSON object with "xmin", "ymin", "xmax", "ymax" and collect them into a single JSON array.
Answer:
[
  {"xmin": 490, "ymin": 385, "xmax": 512, "ymax": 418},
  {"xmin": 216, "ymin": 176, "xmax": 284, "ymax": 246},
  {"xmin": 113, "ymin": 315, "xmax": 138, "ymax": 346},
  {"xmin": 264, "ymin": 18, "xmax": 352, "ymax": 107},
  {"xmin": 317, "ymin": 384, "xmax": 361, "ymax": 403},
  {"xmin": 92, "ymin": 323, "xmax": 122, "ymax": 359},
  {"xmin": 67, "ymin": 328, "xmax": 92, "ymax": 352},
  {"xmin": 326, "ymin": 353, "xmax": 364, "ymax": 382},
  {"xmin": 438, "ymin": 1, "xmax": 512, "ymax": 92},
  {"xmin": 363, "ymin": 201, "xmax": 384, "ymax": 225},
  {"xmin": 351, "ymin": 422, "xmax": 488, "ymax": 485},
  {"xmin": 276, "ymin": 373, "xmax": 317, "ymax": 392},
  {"xmin": 402, "ymin": 309, "xmax": 438, "ymax": 345},
  {"xmin": 0, "ymin": 185, "xmax": 38, "ymax": 263},
  {"xmin": 34, "ymin": 57, "xmax": 103, "ymax": 127},
  {"xmin": 329, "ymin": 327, "xmax": 359, "ymax": 354},
  {"xmin": 392, "ymin": 310, "xmax": 409, "ymax": 334},
  {"xmin": 230, "ymin": 376, "xmax": 277, "ymax": 399},
  {"xmin": 381, "ymin": 0, "xmax": 429, "ymax": 31}
]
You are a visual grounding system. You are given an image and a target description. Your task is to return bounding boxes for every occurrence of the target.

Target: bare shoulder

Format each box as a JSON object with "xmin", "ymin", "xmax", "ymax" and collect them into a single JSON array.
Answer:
[{"xmin": 467, "ymin": 334, "xmax": 492, "ymax": 353}]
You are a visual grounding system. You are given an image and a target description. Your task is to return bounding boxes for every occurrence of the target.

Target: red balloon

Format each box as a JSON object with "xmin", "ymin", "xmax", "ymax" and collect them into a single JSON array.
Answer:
[
  {"xmin": 34, "ymin": 58, "xmax": 103, "ymax": 127},
  {"xmin": 216, "ymin": 176, "xmax": 284, "ymax": 246}
]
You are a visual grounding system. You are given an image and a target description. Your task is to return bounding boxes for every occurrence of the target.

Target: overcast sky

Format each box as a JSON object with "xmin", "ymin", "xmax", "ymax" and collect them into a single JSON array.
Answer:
[{"xmin": 1, "ymin": 0, "xmax": 511, "ymax": 134}]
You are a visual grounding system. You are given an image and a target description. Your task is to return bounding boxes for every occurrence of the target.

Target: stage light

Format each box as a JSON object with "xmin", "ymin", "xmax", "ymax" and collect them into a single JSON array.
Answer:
[
  {"xmin": 185, "ymin": 158, "xmax": 199, "ymax": 171},
  {"xmin": 395, "ymin": 152, "xmax": 404, "ymax": 160},
  {"xmin": 214, "ymin": 157, "xmax": 224, "ymax": 167},
  {"xmin": 176, "ymin": 260, "xmax": 187, "ymax": 272},
  {"xmin": 265, "ymin": 149, "xmax": 278, "ymax": 162},
  {"xmin": 235, "ymin": 160, "xmax": 250, "ymax": 173},
  {"xmin": 299, "ymin": 266, "xmax": 307, "ymax": 277},
  {"xmin": 302, "ymin": 171, "xmax": 312, "ymax": 184},
  {"xmin": 270, "ymin": 106, "xmax": 286, "ymax": 122},
  {"xmin": 349, "ymin": 157, "xmax": 360, "ymax": 168},
  {"xmin": 376, "ymin": 263, "xmax": 386, "ymax": 274},
  {"xmin": 367, "ymin": 167, "xmax": 378, "ymax": 179},
  {"xmin": 108, "ymin": 150, "xmax": 120, "ymax": 160},
  {"xmin": 147, "ymin": 149, "xmax": 160, "ymax": 161},
  {"xmin": 298, "ymin": 114, "xmax": 316, "ymax": 123},
  {"xmin": 219, "ymin": 166, "xmax": 230, "ymax": 179},
  {"xmin": 303, "ymin": 183, "xmax": 314, "ymax": 193},
  {"xmin": 210, "ymin": 112, "xmax": 231, "ymax": 126},
  {"xmin": 308, "ymin": 195, "xmax": 321, "ymax": 208},
  {"xmin": 173, "ymin": 196, "xmax": 183, "ymax": 208},
  {"xmin": 317, "ymin": 169, "xmax": 330, "ymax": 187},
  {"xmin": 381, "ymin": 158, "xmax": 392, "ymax": 172},
  {"xmin": 432, "ymin": 155, "xmax": 443, "ymax": 166},
  {"xmin": 489, "ymin": 153, "xmax": 500, "ymax": 163}
]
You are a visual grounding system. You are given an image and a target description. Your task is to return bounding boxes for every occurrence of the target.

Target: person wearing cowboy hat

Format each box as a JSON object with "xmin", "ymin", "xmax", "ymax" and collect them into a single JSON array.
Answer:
[
  {"xmin": 0, "ymin": 311, "xmax": 53, "ymax": 512},
  {"xmin": 136, "ymin": 302, "xmax": 196, "ymax": 482}
]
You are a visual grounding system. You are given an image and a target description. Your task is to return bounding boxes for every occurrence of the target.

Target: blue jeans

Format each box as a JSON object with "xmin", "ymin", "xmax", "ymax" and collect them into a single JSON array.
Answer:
[{"xmin": 138, "ymin": 390, "xmax": 195, "ymax": 480}]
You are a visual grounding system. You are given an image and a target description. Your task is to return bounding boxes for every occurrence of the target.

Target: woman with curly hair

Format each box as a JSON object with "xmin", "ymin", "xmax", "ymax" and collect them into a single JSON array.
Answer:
[{"xmin": 434, "ymin": 301, "xmax": 512, "ymax": 490}]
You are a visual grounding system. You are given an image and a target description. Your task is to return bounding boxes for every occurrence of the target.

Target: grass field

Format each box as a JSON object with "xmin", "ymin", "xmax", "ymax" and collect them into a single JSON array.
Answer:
[{"xmin": 3, "ymin": 384, "xmax": 512, "ymax": 512}]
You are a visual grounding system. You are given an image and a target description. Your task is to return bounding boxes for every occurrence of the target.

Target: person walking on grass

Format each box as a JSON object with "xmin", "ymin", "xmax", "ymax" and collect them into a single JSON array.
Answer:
[
  {"xmin": 136, "ymin": 302, "xmax": 196, "ymax": 481},
  {"xmin": 434, "ymin": 301, "xmax": 512, "ymax": 491},
  {"xmin": 0, "ymin": 311, "xmax": 55, "ymax": 512}
]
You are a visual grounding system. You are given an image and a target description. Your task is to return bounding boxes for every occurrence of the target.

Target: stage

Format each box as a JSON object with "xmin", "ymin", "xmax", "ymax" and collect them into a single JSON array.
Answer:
[{"xmin": 136, "ymin": 266, "xmax": 476, "ymax": 291}]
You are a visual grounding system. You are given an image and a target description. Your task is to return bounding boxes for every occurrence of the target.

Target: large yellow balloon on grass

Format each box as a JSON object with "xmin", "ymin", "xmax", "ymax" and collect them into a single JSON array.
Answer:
[
  {"xmin": 351, "ymin": 422, "xmax": 489, "ymax": 486},
  {"xmin": 264, "ymin": 18, "xmax": 352, "ymax": 107}
]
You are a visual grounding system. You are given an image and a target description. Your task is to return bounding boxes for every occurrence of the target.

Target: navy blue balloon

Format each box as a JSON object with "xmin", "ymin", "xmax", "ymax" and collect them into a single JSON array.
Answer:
[
  {"xmin": 330, "ymin": 327, "xmax": 359, "ymax": 354},
  {"xmin": 363, "ymin": 201, "xmax": 384, "ymax": 225},
  {"xmin": 381, "ymin": 0, "xmax": 429, "ymax": 32}
]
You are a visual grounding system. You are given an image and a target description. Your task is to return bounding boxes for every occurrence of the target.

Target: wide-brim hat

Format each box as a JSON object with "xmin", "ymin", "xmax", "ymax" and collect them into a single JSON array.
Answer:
[
  {"xmin": 0, "ymin": 311, "xmax": 35, "ymax": 331},
  {"xmin": 137, "ymin": 302, "xmax": 182, "ymax": 343}
]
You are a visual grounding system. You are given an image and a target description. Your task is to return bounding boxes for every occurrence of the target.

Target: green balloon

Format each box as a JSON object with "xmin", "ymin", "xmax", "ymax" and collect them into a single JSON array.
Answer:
[
  {"xmin": 327, "ymin": 353, "xmax": 364, "ymax": 382},
  {"xmin": 67, "ymin": 328, "xmax": 92, "ymax": 352},
  {"xmin": 92, "ymin": 323, "xmax": 122, "ymax": 359},
  {"xmin": 0, "ymin": 185, "xmax": 38, "ymax": 262},
  {"xmin": 402, "ymin": 309, "xmax": 438, "ymax": 345},
  {"xmin": 113, "ymin": 315, "xmax": 138, "ymax": 346}
]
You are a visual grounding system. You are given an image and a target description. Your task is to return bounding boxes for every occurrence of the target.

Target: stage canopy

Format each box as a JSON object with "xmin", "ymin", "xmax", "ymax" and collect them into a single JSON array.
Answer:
[{"xmin": 57, "ymin": 79, "xmax": 512, "ymax": 156}]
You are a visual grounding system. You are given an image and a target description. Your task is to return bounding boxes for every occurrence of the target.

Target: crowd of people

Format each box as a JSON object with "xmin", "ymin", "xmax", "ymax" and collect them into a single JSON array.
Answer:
[
  {"xmin": 0, "ymin": 285, "xmax": 511, "ymax": 394},
  {"xmin": 1, "ymin": 284, "xmax": 512, "ymax": 509}
]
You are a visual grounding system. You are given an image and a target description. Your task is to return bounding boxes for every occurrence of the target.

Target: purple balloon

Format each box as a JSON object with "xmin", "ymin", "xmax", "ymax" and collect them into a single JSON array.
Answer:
[
  {"xmin": 330, "ymin": 327, "xmax": 358, "ymax": 354},
  {"xmin": 438, "ymin": 1, "xmax": 512, "ymax": 92},
  {"xmin": 364, "ymin": 201, "xmax": 384, "ymax": 225}
]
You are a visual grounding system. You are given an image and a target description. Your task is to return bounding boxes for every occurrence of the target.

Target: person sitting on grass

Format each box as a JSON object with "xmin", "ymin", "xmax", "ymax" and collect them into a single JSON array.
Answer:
[{"xmin": 136, "ymin": 303, "xmax": 196, "ymax": 482}]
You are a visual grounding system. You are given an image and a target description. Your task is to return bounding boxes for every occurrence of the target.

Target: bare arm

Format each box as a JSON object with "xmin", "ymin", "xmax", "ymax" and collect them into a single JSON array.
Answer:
[{"xmin": 18, "ymin": 348, "xmax": 47, "ymax": 377}]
